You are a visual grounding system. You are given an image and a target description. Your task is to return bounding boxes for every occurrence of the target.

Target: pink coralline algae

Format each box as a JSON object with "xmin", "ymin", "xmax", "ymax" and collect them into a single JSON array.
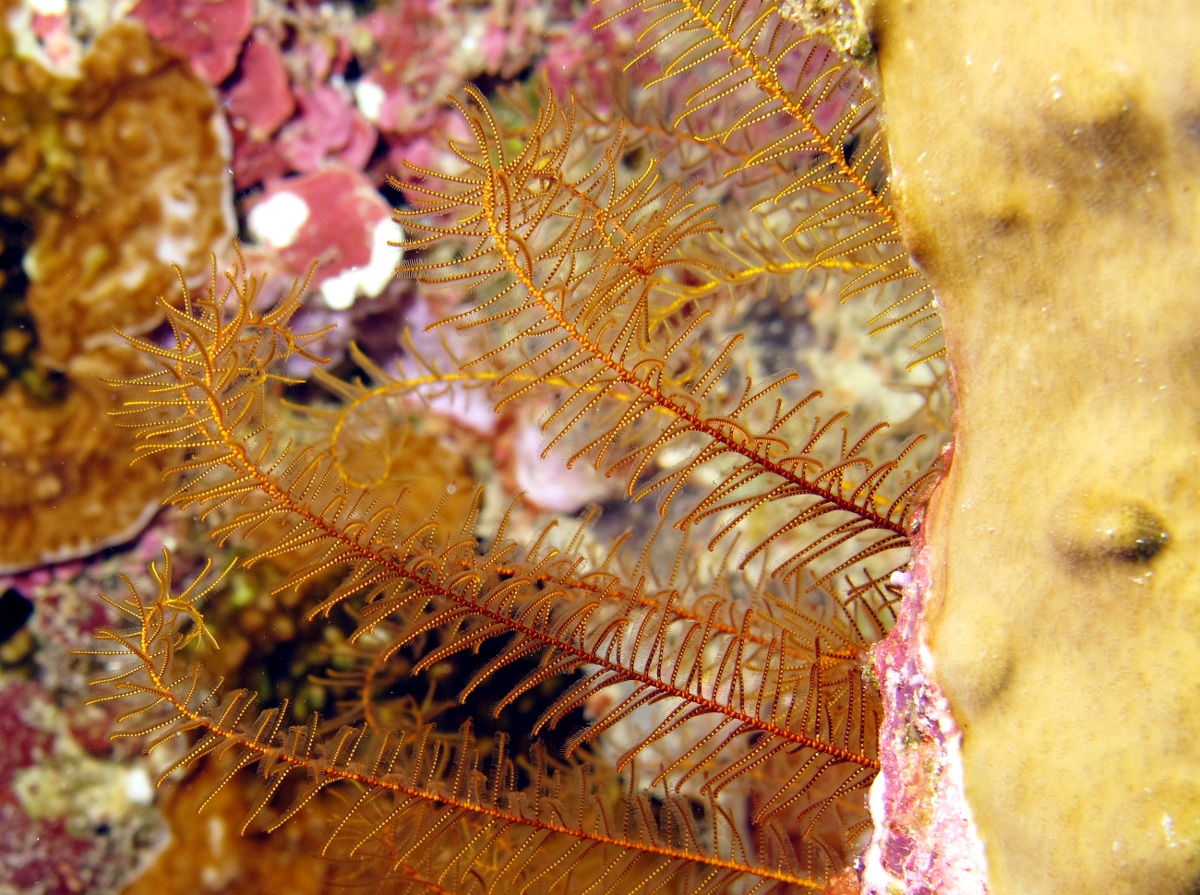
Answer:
[
  {"xmin": 225, "ymin": 30, "xmax": 294, "ymax": 141},
  {"xmin": 499, "ymin": 422, "xmax": 619, "ymax": 514},
  {"xmin": 0, "ymin": 678, "xmax": 96, "ymax": 895},
  {"xmin": 542, "ymin": 5, "xmax": 631, "ymax": 112},
  {"xmin": 132, "ymin": 0, "xmax": 579, "ymax": 210},
  {"xmin": 861, "ymin": 505, "xmax": 990, "ymax": 895},
  {"xmin": 130, "ymin": 0, "xmax": 254, "ymax": 84},
  {"xmin": 354, "ymin": 0, "xmax": 469, "ymax": 132},
  {"xmin": 0, "ymin": 676, "xmax": 162, "ymax": 895},
  {"xmin": 278, "ymin": 84, "xmax": 376, "ymax": 174},
  {"xmin": 246, "ymin": 166, "xmax": 400, "ymax": 311}
]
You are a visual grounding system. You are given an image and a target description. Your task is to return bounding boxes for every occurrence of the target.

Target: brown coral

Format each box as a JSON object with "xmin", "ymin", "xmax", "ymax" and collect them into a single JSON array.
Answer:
[{"xmin": 0, "ymin": 14, "xmax": 234, "ymax": 571}]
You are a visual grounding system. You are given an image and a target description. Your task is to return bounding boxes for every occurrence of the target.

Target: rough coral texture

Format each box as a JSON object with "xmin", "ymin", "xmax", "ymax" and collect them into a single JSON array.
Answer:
[
  {"xmin": 862, "ymin": 497, "xmax": 989, "ymax": 895},
  {"xmin": 20, "ymin": 21, "xmax": 234, "ymax": 364},
  {"xmin": 0, "ymin": 14, "xmax": 233, "ymax": 571},
  {"xmin": 129, "ymin": 0, "xmax": 254, "ymax": 84},
  {"xmin": 870, "ymin": 1, "xmax": 1200, "ymax": 892},
  {"xmin": 0, "ymin": 665, "xmax": 163, "ymax": 894},
  {"xmin": 0, "ymin": 523, "xmax": 212, "ymax": 895}
]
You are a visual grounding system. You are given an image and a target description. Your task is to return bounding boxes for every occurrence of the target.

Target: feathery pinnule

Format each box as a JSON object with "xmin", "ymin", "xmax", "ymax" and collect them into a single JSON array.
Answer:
[{"xmin": 86, "ymin": 1, "xmax": 941, "ymax": 890}]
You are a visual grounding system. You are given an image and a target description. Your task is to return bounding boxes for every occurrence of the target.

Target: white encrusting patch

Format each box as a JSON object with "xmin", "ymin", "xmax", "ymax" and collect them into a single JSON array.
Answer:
[
  {"xmin": 319, "ymin": 217, "xmax": 404, "ymax": 310},
  {"xmin": 246, "ymin": 190, "xmax": 310, "ymax": 249}
]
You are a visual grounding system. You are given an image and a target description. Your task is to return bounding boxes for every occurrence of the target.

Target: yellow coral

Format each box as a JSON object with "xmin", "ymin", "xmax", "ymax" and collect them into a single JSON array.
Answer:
[
  {"xmin": 873, "ymin": 1, "xmax": 1200, "ymax": 892},
  {"xmin": 0, "ymin": 14, "xmax": 233, "ymax": 571}
]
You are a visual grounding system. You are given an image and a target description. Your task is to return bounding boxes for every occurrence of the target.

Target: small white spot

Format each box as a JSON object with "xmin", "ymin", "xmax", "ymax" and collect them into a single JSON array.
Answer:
[
  {"xmin": 1163, "ymin": 813, "xmax": 1178, "ymax": 847},
  {"xmin": 207, "ymin": 814, "xmax": 227, "ymax": 853},
  {"xmin": 353, "ymin": 79, "xmax": 386, "ymax": 124},
  {"xmin": 29, "ymin": 0, "xmax": 67, "ymax": 14},
  {"xmin": 124, "ymin": 766, "xmax": 155, "ymax": 806},
  {"xmin": 247, "ymin": 191, "xmax": 310, "ymax": 249}
]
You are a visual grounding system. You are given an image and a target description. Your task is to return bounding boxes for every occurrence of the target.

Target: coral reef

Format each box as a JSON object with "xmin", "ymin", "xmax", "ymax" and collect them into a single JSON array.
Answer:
[
  {"xmin": 0, "ymin": 0, "xmax": 1181, "ymax": 891},
  {"xmin": 0, "ymin": 1, "xmax": 951, "ymax": 891},
  {"xmin": 69, "ymin": 0, "xmax": 949, "ymax": 887},
  {"xmin": 0, "ymin": 532, "xmax": 185, "ymax": 895}
]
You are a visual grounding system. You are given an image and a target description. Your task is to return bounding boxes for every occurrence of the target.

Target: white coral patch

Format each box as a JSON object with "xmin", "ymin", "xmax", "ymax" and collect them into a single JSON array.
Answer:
[
  {"xmin": 319, "ymin": 216, "xmax": 403, "ymax": 310},
  {"xmin": 247, "ymin": 190, "xmax": 310, "ymax": 249}
]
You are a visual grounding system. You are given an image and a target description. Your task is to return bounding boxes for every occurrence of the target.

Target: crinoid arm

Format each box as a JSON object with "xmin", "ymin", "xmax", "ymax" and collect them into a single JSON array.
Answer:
[
  {"xmin": 98, "ymin": 247, "xmax": 897, "ymax": 889},
  {"xmin": 87, "ymin": 555, "xmax": 860, "ymax": 893},
  {"xmin": 396, "ymin": 85, "xmax": 933, "ymax": 591}
]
